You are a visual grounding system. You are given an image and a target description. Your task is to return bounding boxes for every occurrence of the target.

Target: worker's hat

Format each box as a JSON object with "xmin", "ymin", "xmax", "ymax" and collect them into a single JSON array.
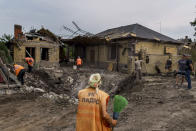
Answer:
[{"xmin": 88, "ymin": 73, "xmax": 102, "ymax": 88}]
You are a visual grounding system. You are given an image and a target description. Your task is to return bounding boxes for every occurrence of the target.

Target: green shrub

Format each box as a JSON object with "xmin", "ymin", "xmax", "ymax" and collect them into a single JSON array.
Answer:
[{"xmin": 0, "ymin": 43, "xmax": 13, "ymax": 64}]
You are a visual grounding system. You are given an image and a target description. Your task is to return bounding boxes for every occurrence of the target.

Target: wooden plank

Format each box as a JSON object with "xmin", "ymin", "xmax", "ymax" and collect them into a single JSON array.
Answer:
[{"xmin": 9, "ymin": 72, "xmax": 21, "ymax": 85}]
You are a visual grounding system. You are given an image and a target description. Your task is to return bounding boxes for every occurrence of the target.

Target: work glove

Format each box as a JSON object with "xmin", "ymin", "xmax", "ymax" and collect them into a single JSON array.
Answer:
[{"xmin": 113, "ymin": 112, "xmax": 119, "ymax": 120}]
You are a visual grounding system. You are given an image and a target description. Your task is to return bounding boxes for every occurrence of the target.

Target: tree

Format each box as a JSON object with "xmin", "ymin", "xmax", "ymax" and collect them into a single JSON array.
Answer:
[
  {"xmin": 0, "ymin": 34, "xmax": 13, "ymax": 44},
  {"xmin": 190, "ymin": 18, "xmax": 196, "ymax": 62},
  {"xmin": 0, "ymin": 34, "xmax": 13, "ymax": 64},
  {"xmin": 190, "ymin": 18, "xmax": 196, "ymax": 36}
]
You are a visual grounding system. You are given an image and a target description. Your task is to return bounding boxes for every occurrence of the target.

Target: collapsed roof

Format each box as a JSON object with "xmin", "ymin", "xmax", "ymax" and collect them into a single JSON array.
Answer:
[
  {"xmin": 13, "ymin": 25, "xmax": 61, "ymax": 45},
  {"xmin": 96, "ymin": 23, "xmax": 182, "ymax": 44},
  {"xmin": 61, "ymin": 36, "xmax": 107, "ymax": 46},
  {"xmin": 25, "ymin": 28, "xmax": 59, "ymax": 42}
]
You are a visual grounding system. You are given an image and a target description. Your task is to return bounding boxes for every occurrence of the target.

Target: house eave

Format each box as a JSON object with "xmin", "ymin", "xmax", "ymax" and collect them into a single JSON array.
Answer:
[{"xmin": 110, "ymin": 36, "xmax": 183, "ymax": 45}]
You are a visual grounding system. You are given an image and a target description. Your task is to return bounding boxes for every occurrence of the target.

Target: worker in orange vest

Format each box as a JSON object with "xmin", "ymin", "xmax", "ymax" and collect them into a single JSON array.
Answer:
[
  {"xmin": 24, "ymin": 57, "xmax": 34, "ymax": 73},
  {"xmin": 76, "ymin": 56, "xmax": 82, "ymax": 69},
  {"xmin": 14, "ymin": 64, "xmax": 25, "ymax": 85},
  {"xmin": 76, "ymin": 73, "xmax": 117, "ymax": 131}
]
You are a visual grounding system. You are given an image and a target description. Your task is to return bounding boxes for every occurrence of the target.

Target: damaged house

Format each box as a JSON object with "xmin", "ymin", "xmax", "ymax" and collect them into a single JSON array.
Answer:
[
  {"xmin": 64, "ymin": 24, "xmax": 183, "ymax": 74},
  {"xmin": 10, "ymin": 25, "xmax": 60, "ymax": 68}
]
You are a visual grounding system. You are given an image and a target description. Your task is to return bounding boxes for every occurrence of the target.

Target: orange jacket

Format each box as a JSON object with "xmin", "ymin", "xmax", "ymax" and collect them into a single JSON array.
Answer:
[
  {"xmin": 25, "ymin": 57, "xmax": 34, "ymax": 67},
  {"xmin": 14, "ymin": 64, "xmax": 24, "ymax": 76},
  {"xmin": 76, "ymin": 58, "xmax": 82, "ymax": 65},
  {"xmin": 76, "ymin": 88, "xmax": 111, "ymax": 131}
]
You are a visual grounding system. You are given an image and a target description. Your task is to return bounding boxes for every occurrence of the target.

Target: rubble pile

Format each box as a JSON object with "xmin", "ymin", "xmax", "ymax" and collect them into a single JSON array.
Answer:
[
  {"xmin": 25, "ymin": 72, "xmax": 49, "ymax": 89},
  {"xmin": 24, "ymin": 69, "xmax": 79, "ymax": 104},
  {"xmin": 0, "ymin": 64, "xmax": 135, "ymax": 106},
  {"xmin": 23, "ymin": 67, "xmax": 132, "ymax": 105},
  {"xmin": 25, "ymin": 70, "xmax": 71, "ymax": 94}
]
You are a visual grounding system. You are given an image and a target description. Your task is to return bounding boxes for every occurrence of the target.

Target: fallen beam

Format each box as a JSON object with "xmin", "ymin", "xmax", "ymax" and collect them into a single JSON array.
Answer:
[
  {"xmin": 0, "ymin": 84, "xmax": 21, "ymax": 88},
  {"xmin": 0, "ymin": 57, "xmax": 21, "ymax": 85},
  {"xmin": 0, "ymin": 69, "xmax": 8, "ymax": 84}
]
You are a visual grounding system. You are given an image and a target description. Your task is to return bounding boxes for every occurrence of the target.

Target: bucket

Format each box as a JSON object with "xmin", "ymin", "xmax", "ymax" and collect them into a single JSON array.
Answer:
[{"xmin": 73, "ymin": 65, "xmax": 77, "ymax": 70}]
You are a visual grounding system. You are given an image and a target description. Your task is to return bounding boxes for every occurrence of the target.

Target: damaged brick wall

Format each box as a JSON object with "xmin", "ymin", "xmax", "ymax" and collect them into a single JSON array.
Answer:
[
  {"xmin": 135, "ymin": 41, "xmax": 180, "ymax": 74},
  {"xmin": 14, "ymin": 41, "xmax": 59, "ymax": 68}
]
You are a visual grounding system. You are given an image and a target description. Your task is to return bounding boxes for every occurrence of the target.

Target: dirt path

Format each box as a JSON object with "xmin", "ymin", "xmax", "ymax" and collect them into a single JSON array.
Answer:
[
  {"xmin": 114, "ymin": 76, "xmax": 196, "ymax": 131},
  {"xmin": 0, "ymin": 75, "xmax": 196, "ymax": 131},
  {"xmin": 0, "ymin": 93, "xmax": 77, "ymax": 131}
]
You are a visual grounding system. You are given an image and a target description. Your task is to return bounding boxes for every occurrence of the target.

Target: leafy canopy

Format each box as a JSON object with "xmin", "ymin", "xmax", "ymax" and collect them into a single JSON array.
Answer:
[
  {"xmin": 190, "ymin": 18, "xmax": 196, "ymax": 36},
  {"xmin": 0, "ymin": 34, "xmax": 13, "ymax": 64},
  {"xmin": 0, "ymin": 34, "xmax": 13, "ymax": 44}
]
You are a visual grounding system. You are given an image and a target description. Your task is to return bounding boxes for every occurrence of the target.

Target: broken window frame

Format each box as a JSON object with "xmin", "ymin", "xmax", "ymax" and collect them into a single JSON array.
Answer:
[{"xmin": 164, "ymin": 46, "xmax": 175, "ymax": 55}]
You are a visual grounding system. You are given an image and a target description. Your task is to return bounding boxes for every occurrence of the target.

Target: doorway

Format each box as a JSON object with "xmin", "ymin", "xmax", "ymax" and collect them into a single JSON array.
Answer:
[
  {"xmin": 90, "ymin": 50, "xmax": 95, "ymax": 64},
  {"xmin": 25, "ymin": 47, "xmax": 35, "ymax": 60},
  {"xmin": 41, "ymin": 48, "xmax": 49, "ymax": 61}
]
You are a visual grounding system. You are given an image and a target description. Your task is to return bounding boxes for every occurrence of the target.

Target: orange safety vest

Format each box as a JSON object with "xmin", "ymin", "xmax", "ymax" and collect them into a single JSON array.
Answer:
[
  {"xmin": 25, "ymin": 57, "xmax": 34, "ymax": 67},
  {"xmin": 76, "ymin": 88, "xmax": 111, "ymax": 131},
  {"xmin": 14, "ymin": 64, "xmax": 24, "ymax": 76},
  {"xmin": 76, "ymin": 58, "xmax": 82, "ymax": 65}
]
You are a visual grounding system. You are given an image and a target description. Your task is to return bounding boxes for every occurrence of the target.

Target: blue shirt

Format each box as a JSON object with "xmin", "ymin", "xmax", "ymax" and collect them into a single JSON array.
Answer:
[
  {"xmin": 178, "ymin": 59, "xmax": 188, "ymax": 71},
  {"xmin": 186, "ymin": 59, "xmax": 193, "ymax": 71}
]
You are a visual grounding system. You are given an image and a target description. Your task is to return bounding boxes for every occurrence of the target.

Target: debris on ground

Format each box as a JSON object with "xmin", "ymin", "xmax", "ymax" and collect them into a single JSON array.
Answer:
[{"xmin": 0, "ymin": 67, "xmax": 196, "ymax": 131}]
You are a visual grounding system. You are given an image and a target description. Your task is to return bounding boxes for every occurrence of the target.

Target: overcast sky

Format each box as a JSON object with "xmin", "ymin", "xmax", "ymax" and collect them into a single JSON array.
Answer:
[{"xmin": 0, "ymin": 0, "xmax": 195, "ymax": 39}]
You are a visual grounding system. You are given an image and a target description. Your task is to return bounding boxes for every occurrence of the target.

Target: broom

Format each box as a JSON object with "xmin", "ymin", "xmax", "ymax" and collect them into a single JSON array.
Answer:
[{"xmin": 113, "ymin": 95, "xmax": 128, "ymax": 120}]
